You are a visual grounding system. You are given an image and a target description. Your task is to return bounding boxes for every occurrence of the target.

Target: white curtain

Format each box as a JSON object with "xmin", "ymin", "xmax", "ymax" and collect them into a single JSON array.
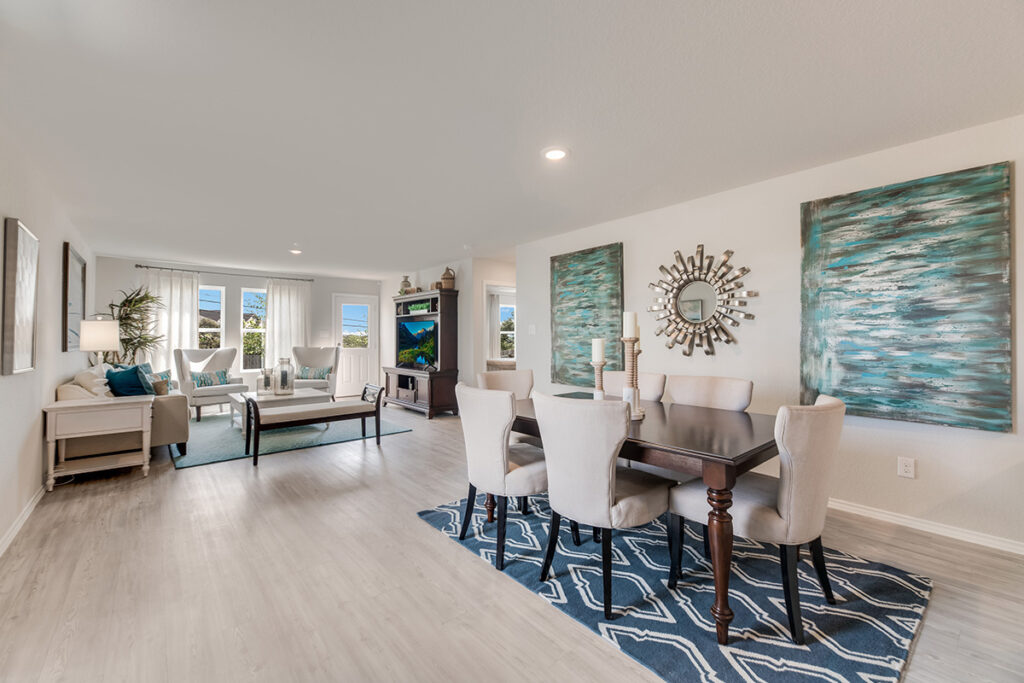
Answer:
[
  {"xmin": 146, "ymin": 269, "xmax": 199, "ymax": 376},
  {"xmin": 266, "ymin": 278, "xmax": 311, "ymax": 365}
]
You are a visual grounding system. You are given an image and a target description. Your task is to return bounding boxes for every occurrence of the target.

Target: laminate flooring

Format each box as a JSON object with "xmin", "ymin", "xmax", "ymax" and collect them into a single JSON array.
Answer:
[{"xmin": 0, "ymin": 406, "xmax": 1021, "ymax": 681}]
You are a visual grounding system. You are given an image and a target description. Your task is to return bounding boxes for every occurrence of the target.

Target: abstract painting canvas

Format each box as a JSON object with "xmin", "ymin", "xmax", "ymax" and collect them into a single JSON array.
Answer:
[
  {"xmin": 2, "ymin": 218, "xmax": 40, "ymax": 374},
  {"xmin": 801, "ymin": 162, "xmax": 1012, "ymax": 432},
  {"xmin": 551, "ymin": 242, "xmax": 623, "ymax": 385}
]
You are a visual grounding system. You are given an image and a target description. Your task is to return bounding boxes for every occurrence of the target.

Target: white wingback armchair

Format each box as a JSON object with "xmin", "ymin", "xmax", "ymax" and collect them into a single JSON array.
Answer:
[
  {"xmin": 293, "ymin": 346, "xmax": 341, "ymax": 396},
  {"xmin": 173, "ymin": 348, "xmax": 247, "ymax": 421}
]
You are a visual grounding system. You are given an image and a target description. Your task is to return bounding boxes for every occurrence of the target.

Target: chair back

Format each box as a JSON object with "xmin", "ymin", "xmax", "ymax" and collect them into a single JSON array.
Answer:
[
  {"xmin": 455, "ymin": 383, "xmax": 516, "ymax": 496},
  {"xmin": 174, "ymin": 348, "xmax": 238, "ymax": 381},
  {"xmin": 665, "ymin": 375, "xmax": 752, "ymax": 411},
  {"xmin": 532, "ymin": 392, "xmax": 629, "ymax": 528},
  {"xmin": 603, "ymin": 371, "xmax": 666, "ymax": 401},
  {"xmin": 477, "ymin": 369, "xmax": 534, "ymax": 400},
  {"xmin": 293, "ymin": 345, "xmax": 339, "ymax": 371},
  {"xmin": 775, "ymin": 395, "xmax": 846, "ymax": 544}
]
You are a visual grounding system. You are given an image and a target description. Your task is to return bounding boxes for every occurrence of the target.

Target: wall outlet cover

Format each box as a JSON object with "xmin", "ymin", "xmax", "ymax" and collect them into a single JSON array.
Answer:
[{"xmin": 897, "ymin": 456, "xmax": 916, "ymax": 479}]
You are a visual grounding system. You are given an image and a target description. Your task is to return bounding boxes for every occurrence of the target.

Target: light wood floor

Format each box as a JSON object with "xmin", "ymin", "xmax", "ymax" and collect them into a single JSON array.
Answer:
[{"xmin": 0, "ymin": 406, "xmax": 1021, "ymax": 681}]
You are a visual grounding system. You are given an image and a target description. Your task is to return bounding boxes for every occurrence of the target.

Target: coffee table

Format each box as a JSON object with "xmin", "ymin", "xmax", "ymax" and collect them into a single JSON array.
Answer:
[{"xmin": 227, "ymin": 389, "xmax": 333, "ymax": 429}]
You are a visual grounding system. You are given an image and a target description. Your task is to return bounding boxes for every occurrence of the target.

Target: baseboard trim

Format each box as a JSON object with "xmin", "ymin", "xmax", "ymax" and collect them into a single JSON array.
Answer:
[
  {"xmin": 828, "ymin": 497, "xmax": 1024, "ymax": 557},
  {"xmin": 0, "ymin": 486, "xmax": 45, "ymax": 560}
]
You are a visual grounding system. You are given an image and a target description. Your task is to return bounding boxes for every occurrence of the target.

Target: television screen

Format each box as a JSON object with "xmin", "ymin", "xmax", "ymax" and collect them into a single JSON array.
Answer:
[{"xmin": 397, "ymin": 320, "xmax": 437, "ymax": 366}]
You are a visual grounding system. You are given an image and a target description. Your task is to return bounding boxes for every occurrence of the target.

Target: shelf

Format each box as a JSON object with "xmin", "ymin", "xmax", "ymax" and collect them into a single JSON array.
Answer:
[{"xmin": 55, "ymin": 451, "xmax": 148, "ymax": 477}]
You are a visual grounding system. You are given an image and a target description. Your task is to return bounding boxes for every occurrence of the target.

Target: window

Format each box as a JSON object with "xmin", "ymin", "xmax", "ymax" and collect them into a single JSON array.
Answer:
[
  {"xmin": 241, "ymin": 288, "xmax": 267, "ymax": 370},
  {"xmin": 499, "ymin": 305, "xmax": 515, "ymax": 359},
  {"xmin": 198, "ymin": 286, "xmax": 224, "ymax": 349},
  {"xmin": 341, "ymin": 303, "xmax": 369, "ymax": 348}
]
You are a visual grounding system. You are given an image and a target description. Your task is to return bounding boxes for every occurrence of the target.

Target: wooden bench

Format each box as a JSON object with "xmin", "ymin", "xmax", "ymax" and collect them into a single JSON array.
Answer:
[{"xmin": 245, "ymin": 384, "xmax": 383, "ymax": 465}]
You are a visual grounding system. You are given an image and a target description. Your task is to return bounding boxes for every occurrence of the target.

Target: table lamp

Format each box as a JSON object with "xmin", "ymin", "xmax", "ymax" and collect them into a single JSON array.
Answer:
[{"xmin": 79, "ymin": 318, "xmax": 120, "ymax": 365}]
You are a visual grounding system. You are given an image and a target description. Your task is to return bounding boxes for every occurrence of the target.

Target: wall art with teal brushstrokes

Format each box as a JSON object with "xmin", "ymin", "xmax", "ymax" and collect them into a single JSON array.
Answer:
[
  {"xmin": 551, "ymin": 242, "xmax": 623, "ymax": 385},
  {"xmin": 801, "ymin": 162, "xmax": 1012, "ymax": 432}
]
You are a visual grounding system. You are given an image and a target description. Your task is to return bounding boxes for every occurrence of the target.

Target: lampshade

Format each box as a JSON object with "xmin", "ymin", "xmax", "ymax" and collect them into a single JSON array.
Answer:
[{"xmin": 79, "ymin": 319, "xmax": 120, "ymax": 352}]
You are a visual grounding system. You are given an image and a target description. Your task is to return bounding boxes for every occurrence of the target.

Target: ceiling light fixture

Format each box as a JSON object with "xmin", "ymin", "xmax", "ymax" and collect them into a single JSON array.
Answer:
[
  {"xmin": 542, "ymin": 146, "xmax": 569, "ymax": 161},
  {"xmin": 289, "ymin": 243, "xmax": 302, "ymax": 255}
]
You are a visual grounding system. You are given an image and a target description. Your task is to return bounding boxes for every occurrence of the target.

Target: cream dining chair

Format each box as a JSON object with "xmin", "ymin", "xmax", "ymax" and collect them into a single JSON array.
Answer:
[
  {"xmin": 533, "ymin": 393, "xmax": 671, "ymax": 619},
  {"xmin": 455, "ymin": 383, "xmax": 548, "ymax": 571},
  {"xmin": 664, "ymin": 375, "xmax": 753, "ymax": 411},
  {"xmin": 603, "ymin": 371, "xmax": 666, "ymax": 401},
  {"xmin": 667, "ymin": 395, "xmax": 846, "ymax": 644},
  {"xmin": 477, "ymin": 369, "xmax": 540, "ymax": 447}
]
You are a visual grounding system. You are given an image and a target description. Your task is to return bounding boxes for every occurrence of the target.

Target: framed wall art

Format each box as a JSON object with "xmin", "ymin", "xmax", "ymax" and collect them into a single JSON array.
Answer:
[
  {"xmin": 62, "ymin": 241, "xmax": 87, "ymax": 352},
  {"xmin": 2, "ymin": 217, "xmax": 41, "ymax": 374}
]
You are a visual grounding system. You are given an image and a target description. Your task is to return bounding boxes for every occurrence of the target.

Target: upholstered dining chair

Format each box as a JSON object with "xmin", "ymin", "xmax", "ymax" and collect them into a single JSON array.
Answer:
[
  {"xmin": 667, "ymin": 395, "xmax": 846, "ymax": 644},
  {"xmin": 533, "ymin": 393, "xmax": 672, "ymax": 619},
  {"xmin": 293, "ymin": 345, "xmax": 341, "ymax": 396},
  {"xmin": 603, "ymin": 371, "xmax": 667, "ymax": 401},
  {"xmin": 173, "ymin": 348, "xmax": 247, "ymax": 421},
  {"xmin": 477, "ymin": 369, "xmax": 540, "ymax": 446},
  {"xmin": 455, "ymin": 383, "xmax": 548, "ymax": 571},
  {"xmin": 665, "ymin": 375, "xmax": 753, "ymax": 411}
]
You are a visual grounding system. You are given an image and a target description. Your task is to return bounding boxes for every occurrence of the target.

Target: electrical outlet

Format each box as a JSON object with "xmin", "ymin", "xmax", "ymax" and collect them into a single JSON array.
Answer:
[{"xmin": 897, "ymin": 457, "xmax": 916, "ymax": 479}]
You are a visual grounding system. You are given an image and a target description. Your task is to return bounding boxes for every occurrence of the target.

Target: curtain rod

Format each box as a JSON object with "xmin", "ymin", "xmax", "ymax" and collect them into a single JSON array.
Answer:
[{"xmin": 134, "ymin": 264, "xmax": 314, "ymax": 283}]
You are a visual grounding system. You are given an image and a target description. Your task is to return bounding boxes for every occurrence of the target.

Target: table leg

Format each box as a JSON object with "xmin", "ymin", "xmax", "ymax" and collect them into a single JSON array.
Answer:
[
  {"xmin": 703, "ymin": 463, "xmax": 736, "ymax": 645},
  {"xmin": 46, "ymin": 440, "xmax": 56, "ymax": 492},
  {"xmin": 485, "ymin": 494, "xmax": 496, "ymax": 523},
  {"xmin": 141, "ymin": 426, "xmax": 151, "ymax": 477}
]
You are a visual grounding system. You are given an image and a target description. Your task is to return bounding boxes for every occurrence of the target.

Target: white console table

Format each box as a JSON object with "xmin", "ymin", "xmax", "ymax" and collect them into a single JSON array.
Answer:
[{"xmin": 42, "ymin": 396, "xmax": 154, "ymax": 491}]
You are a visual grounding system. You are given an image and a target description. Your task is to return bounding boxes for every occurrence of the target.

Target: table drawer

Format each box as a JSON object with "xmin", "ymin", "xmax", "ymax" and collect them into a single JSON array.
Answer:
[
  {"xmin": 53, "ymin": 407, "xmax": 145, "ymax": 437},
  {"xmin": 397, "ymin": 388, "xmax": 416, "ymax": 402}
]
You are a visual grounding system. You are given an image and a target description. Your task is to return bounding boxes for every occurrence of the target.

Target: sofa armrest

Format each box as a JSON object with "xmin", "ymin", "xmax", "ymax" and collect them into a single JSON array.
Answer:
[{"xmin": 151, "ymin": 393, "xmax": 190, "ymax": 447}]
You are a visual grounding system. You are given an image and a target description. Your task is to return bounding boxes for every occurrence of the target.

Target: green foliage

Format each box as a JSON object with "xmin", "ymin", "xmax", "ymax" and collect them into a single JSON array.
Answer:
[
  {"xmin": 107, "ymin": 287, "xmax": 164, "ymax": 364},
  {"xmin": 500, "ymin": 333, "xmax": 515, "ymax": 358},
  {"xmin": 198, "ymin": 315, "xmax": 219, "ymax": 329},
  {"xmin": 243, "ymin": 330, "xmax": 265, "ymax": 356},
  {"xmin": 343, "ymin": 333, "xmax": 368, "ymax": 348},
  {"xmin": 198, "ymin": 332, "xmax": 220, "ymax": 349},
  {"xmin": 398, "ymin": 334, "xmax": 435, "ymax": 365}
]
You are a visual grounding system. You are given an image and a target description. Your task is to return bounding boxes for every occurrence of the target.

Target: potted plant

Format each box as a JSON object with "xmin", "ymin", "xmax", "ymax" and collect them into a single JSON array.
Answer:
[{"xmin": 106, "ymin": 287, "xmax": 164, "ymax": 364}]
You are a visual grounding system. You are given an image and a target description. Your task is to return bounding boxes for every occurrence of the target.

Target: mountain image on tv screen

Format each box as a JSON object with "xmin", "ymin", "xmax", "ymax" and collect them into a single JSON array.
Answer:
[{"xmin": 398, "ymin": 320, "xmax": 437, "ymax": 366}]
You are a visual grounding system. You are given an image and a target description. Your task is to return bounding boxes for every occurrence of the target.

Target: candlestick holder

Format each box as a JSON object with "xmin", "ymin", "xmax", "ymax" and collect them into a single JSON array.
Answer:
[
  {"xmin": 620, "ymin": 336, "xmax": 645, "ymax": 420},
  {"xmin": 590, "ymin": 361, "xmax": 607, "ymax": 400}
]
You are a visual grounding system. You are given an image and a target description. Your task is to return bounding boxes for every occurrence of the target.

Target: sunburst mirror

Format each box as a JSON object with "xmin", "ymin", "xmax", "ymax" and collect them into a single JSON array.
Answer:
[{"xmin": 647, "ymin": 244, "xmax": 758, "ymax": 356}]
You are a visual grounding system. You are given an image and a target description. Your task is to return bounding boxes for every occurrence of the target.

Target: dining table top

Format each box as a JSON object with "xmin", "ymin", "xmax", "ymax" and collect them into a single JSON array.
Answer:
[{"xmin": 513, "ymin": 392, "xmax": 779, "ymax": 465}]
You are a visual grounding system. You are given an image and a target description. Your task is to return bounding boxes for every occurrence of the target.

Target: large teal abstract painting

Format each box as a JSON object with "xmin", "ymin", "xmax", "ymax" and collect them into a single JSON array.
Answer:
[
  {"xmin": 551, "ymin": 243, "xmax": 623, "ymax": 385},
  {"xmin": 801, "ymin": 162, "xmax": 1012, "ymax": 432}
]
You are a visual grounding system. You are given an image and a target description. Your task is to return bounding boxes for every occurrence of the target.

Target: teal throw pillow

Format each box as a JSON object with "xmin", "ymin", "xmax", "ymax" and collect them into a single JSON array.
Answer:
[
  {"xmin": 298, "ymin": 365, "xmax": 332, "ymax": 380},
  {"xmin": 193, "ymin": 369, "xmax": 230, "ymax": 387},
  {"xmin": 106, "ymin": 366, "xmax": 150, "ymax": 396}
]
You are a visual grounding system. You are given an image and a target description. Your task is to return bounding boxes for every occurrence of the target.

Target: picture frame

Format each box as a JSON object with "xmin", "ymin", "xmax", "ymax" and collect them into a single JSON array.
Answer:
[
  {"xmin": 62, "ymin": 241, "xmax": 87, "ymax": 352},
  {"xmin": 2, "ymin": 218, "xmax": 40, "ymax": 374}
]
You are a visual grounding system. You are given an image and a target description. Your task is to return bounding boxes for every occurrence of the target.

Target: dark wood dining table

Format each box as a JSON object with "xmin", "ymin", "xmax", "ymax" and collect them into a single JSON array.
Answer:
[{"xmin": 511, "ymin": 393, "xmax": 779, "ymax": 645}]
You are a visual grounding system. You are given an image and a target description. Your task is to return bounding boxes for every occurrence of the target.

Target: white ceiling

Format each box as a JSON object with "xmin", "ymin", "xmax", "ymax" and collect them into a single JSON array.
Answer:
[{"xmin": 2, "ymin": 1, "xmax": 1023, "ymax": 278}]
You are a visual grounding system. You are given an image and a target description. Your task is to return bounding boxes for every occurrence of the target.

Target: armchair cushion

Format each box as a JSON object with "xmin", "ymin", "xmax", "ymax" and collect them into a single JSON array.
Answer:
[{"xmin": 192, "ymin": 382, "xmax": 248, "ymax": 397}]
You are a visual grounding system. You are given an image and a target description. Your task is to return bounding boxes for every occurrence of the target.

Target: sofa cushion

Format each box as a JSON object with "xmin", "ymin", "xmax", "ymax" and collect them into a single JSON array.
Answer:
[
  {"xmin": 106, "ymin": 366, "xmax": 149, "ymax": 396},
  {"xmin": 74, "ymin": 369, "xmax": 113, "ymax": 397},
  {"xmin": 193, "ymin": 369, "xmax": 230, "ymax": 387},
  {"xmin": 57, "ymin": 383, "xmax": 99, "ymax": 401}
]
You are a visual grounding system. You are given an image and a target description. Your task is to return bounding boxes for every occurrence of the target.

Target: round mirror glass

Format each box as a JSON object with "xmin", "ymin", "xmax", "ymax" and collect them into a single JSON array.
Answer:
[{"xmin": 676, "ymin": 281, "xmax": 717, "ymax": 323}]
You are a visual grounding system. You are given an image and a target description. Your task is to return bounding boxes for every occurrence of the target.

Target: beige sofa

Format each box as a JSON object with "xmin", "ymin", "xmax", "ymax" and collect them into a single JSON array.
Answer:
[{"xmin": 56, "ymin": 364, "xmax": 191, "ymax": 457}]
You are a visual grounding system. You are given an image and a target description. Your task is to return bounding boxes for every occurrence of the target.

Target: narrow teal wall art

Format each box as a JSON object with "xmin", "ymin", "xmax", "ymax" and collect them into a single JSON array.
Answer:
[
  {"xmin": 551, "ymin": 242, "xmax": 623, "ymax": 385},
  {"xmin": 801, "ymin": 162, "xmax": 1012, "ymax": 432}
]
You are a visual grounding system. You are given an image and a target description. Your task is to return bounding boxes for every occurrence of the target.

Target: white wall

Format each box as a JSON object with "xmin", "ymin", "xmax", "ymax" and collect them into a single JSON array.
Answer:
[
  {"xmin": 0, "ymin": 134, "xmax": 95, "ymax": 553},
  {"xmin": 517, "ymin": 114, "xmax": 1024, "ymax": 546},
  {"xmin": 95, "ymin": 256, "xmax": 380, "ymax": 378}
]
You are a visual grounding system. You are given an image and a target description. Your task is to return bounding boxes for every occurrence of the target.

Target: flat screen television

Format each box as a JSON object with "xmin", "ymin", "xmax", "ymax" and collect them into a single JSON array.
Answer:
[{"xmin": 397, "ymin": 320, "xmax": 437, "ymax": 368}]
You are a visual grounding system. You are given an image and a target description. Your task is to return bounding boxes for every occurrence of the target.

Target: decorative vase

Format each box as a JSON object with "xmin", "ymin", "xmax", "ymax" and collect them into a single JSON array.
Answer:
[
  {"xmin": 441, "ymin": 267, "xmax": 455, "ymax": 289},
  {"xmin": 258, "ymin": 368, "xmax": 274, "ymax": 395},
  {"xmin": 400, "ymin": 275, "xmax": 412, "ymax": 292},
  {"xmin": 273, "ymin": 357, "xmax": 295, "ymax": 395}
]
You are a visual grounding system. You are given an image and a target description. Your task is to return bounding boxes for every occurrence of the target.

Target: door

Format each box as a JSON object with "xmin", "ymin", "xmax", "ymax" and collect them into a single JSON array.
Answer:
[{"xmin": 333, "ymin": 294, "xmax": 379, "ymax": 397}]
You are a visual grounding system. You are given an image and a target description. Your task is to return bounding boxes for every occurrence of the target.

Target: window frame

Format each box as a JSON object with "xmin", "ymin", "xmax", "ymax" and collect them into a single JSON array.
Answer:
[
  {"xmin": 197, "ymin": 285, "xmax": 225, "ymax": 349},
  {"xmin": 498, "ymin": 304, "xmax": 516, "ymax": 360},
  {"xmin": 240, "ymin": 287, "xmax": 267, "ymax": 371}
]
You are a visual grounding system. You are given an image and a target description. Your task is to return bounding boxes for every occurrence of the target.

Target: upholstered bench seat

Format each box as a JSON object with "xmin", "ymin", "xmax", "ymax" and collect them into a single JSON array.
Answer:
[{"xmin": 245, "ymin": 384, "xmax": 383, "ymax": 465}]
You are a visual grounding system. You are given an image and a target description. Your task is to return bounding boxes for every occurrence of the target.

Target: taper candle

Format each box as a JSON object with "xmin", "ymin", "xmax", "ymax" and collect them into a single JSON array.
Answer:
[{"xmin": 591, "ymin": 339, "xmax": 605, "ymax": 363}]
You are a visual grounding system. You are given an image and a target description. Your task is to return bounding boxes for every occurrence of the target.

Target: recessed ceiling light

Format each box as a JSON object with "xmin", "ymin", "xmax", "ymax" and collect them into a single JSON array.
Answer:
[
  {"xmin": 289, "ymin": 244, "xmax": 302, "ymax": 255},
  {"xmin": 542, "ymin": 147, "xmax": 569, "ymax": 161}
]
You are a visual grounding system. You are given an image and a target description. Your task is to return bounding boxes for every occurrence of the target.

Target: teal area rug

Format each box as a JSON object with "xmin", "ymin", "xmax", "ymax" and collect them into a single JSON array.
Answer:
[{"xmin": 172, "ymin": 412, "xmax": 411, "ymax": 469}]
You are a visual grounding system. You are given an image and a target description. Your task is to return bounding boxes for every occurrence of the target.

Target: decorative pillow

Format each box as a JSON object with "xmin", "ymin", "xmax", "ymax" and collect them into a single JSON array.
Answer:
[
  {"xmin": 298, "ymin": 365, "xmax": 332, "ymax": 380},
  {"xmin": 193, "ymin": 369, "xmax": 230, "ymax": 387},
  {"xmin": 74, "ymin": 369, "xmax": 113, "ymax": 397},
  {"xmin": 150, "ymin": 379, "xmax": 170, "ymax": 396},
  {"xmin": 106, "ymin": 366, "xmax": 149, "ymax": 397},
  {"xmin": 57, "ymin": 383, "xmax": 100, "ymax": 401}
]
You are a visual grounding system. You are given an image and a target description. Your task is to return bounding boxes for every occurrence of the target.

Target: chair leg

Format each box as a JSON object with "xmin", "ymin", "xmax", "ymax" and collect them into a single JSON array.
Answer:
[
  {"xmin": 518, "ymin": 496, "xmax": 529, "ymax": 514},
  {"xmin": 602, "ymin": 528, "xmax": 613, "ymax": 619},
  {"xmin": 702, "ymin": 523, "xmax": 711, "ymax": 560},
  {"xmin": 668, "ymin": 513, "xmax": 682, "ymax": 589},
  {"xmin": 539, "ymin": 511, "xmax": 561, "ymax": 581},
  {"xmin": 570, "ymin": 520, "xmax": 582, "ymax": 546},
  {"xmin": 495, "ymin": 496, "xmax": 508, "ymax": 571},
  {"xmin": 244, "ymin": 415, "xmax": 252, "ymax": 455},
  {"xmin": 375, "ymin": 411, "xmax": 381, "ymax": 446},
  {"xmin": 809, "ymin": 537, "xmax": 836, "ymax": 604},
  {"xmin": 196, "ymin": 406, "xmax": 202, "ymax": 422},
  {"xmin": 593, "ymin": 527, "xmax": 601, "ymax": 543},
  {"xmin": 780, "ymin": 544, "xmax": 805, "ymax": 644},
  {"xmin": 459, "ymin": 484, "xmax": 476, "ymax": 540}
]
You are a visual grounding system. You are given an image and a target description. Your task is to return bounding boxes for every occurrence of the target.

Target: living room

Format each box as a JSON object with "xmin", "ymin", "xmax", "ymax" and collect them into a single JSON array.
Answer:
[{"xmin": 1, "ymin": 3, "xmax": 1023, "ymax": 681}]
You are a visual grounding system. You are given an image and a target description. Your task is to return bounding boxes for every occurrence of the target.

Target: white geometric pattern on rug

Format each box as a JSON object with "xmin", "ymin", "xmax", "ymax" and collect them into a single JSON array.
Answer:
[{"xmin": 419, "ymin": 493, "xmax": 931, "ymax": 682}]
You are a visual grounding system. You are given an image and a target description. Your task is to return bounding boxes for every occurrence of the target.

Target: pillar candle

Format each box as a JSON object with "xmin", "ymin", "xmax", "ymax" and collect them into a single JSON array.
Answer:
[
  {"xmin": 591, "ymin": 339, "xmax": 605, "ymax": 362},
  {"xmin": 623, "ymin": 311, "xmax": 638, "ymax": 338}
]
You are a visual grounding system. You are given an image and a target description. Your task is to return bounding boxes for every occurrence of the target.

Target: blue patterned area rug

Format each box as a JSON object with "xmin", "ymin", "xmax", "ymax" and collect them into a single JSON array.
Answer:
[
  {"xmin": 419, "ymin": 493, "xmax": 931, "ymax": 682},
  {"xmin": 172, "ymin": 412, "xmax": 411, "ymax": 469}
]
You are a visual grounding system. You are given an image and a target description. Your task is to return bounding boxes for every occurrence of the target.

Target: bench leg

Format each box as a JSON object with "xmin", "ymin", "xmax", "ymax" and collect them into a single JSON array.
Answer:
[
  {"xmin": 253, "ymin": 428, "xmax": 260, "ymax": 466},
  {"xmin": 361, "ymin": 416, "xmax": 366, "ymax": 438},
  {"xmin": 375, "ymin": 410, "xmax": 381, "ymax": 446},
  {"xmin": 245, "ymin": 414, "xmax": 252, "ymax": 455}
]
